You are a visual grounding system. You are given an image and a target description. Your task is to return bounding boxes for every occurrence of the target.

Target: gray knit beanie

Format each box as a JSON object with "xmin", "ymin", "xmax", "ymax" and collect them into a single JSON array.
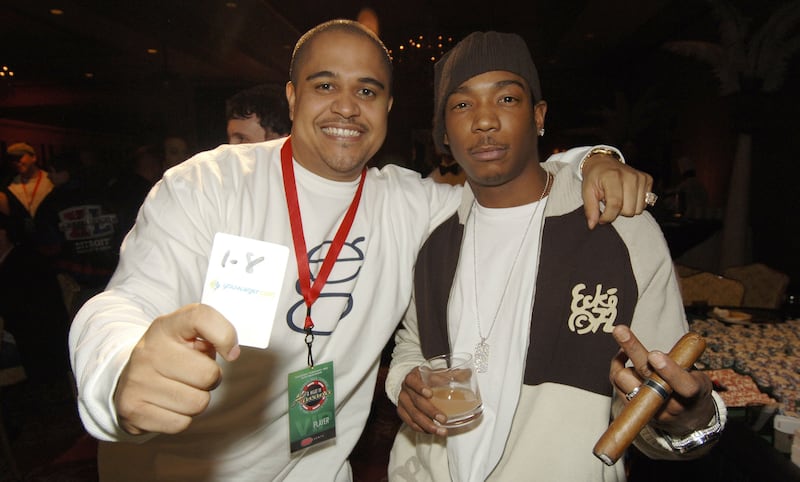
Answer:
[{"xmin": 432, "ymin": 31, "xmax": 542, "ymax": 155}]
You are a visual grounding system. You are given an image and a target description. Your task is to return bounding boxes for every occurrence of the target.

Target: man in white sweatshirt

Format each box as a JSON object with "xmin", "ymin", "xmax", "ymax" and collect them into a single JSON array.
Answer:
[{"xmin": 386, "ymin": 30, "xmax": 723, "ymax": 482}]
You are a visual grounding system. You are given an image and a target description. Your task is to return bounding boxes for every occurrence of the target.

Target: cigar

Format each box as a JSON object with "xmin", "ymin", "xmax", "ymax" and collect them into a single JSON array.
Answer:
[{"xmin": 593, "ymin": 331, "xmax": 706, "ymax": 466}]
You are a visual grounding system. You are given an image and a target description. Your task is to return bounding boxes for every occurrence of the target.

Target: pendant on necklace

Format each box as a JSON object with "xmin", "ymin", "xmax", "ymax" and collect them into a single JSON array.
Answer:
[{"xmin": 474, "ymin": 338, "xmax": 489, "ymax": 373}]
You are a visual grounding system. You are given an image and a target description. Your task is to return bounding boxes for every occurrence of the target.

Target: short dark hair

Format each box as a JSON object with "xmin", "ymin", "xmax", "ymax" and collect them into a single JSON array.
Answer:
[
  {"xmin": 289, "ymin": 19, "xmax": 393, "ymax": 93},
  {"xmin": 225, "ymin": 83, "xmax": 291, "ymax": 135}
]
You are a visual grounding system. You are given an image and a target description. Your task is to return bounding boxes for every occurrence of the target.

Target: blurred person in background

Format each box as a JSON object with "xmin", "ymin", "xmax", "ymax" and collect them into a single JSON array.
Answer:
[
  {"xmin": 2, "ymin": 142, "xmax": 55, "ymax": 252},
  {"xmin": 107, "ymin": 144, "xmax": 165, "ymax": 238},
  {"xmin": 163, "ymin": 135, "xmax": 191, "ymax": 170},
  {"xmin": 35, "ymin": 150, "xmax": 123, "ymax": 315},
  {"xmin": 226, "ymin": 83, "xmax": 292, "ymax": 144},
  {"xmin": 0, "ymin": 211, "xmax": 71, "ymax": 387}
]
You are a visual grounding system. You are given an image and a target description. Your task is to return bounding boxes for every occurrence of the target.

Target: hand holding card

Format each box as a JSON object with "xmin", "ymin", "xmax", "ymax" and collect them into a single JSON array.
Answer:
[
  {"xmin": 115, "ymin": 303, "xmax": 240, "ymax": 435},
  {"xmin": 201, "ymin": 233, "xmax": 290, "ymax": 349}
]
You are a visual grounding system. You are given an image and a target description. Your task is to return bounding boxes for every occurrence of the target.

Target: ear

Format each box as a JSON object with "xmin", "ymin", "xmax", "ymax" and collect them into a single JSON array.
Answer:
[
  {"xmin": 387, "ymin": 95, "xmax": 394, "ymax": 113},
  {"xmin": 286, "ymin": 81, "xmax": 296, "ymax": 122},
  {"xmin": 444, "ymin": 133, "xmax": 449, "ymax": 146},
  {"xmin": 534, "ymin": 100, "xmax": 548, "ymax": 131}
]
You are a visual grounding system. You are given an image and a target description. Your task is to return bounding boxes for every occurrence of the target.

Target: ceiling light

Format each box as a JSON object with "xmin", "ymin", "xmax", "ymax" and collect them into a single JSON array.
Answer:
[
  {"xmin": 147, "ymin": 48, "xmax": 159, "ymax": 54},
  {"xmin": 50, "ymin": 8, "xmax": 64, "ymax": 15}
]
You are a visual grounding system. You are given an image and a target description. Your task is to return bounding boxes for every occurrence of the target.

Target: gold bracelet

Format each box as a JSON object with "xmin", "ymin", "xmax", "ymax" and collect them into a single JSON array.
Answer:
[{"xmin": 579, "ymin": 147, "xmax": 625, "ymax": 176}]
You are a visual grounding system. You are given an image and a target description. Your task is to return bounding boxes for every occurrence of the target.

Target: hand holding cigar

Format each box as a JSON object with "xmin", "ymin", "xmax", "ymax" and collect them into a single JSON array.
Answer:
[{"xmin": 593, "ymin": 326, "xmax": 717, "ymax": 466}]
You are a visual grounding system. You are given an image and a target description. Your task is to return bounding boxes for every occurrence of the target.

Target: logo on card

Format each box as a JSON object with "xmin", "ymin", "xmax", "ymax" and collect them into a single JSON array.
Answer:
[
  {"xmin": 293, "ymin": 380, "xmax": 331, "ymax": 411},
  {"xmin": 206, "ymin": 279, "xmax": 275, "ymax": 297}
]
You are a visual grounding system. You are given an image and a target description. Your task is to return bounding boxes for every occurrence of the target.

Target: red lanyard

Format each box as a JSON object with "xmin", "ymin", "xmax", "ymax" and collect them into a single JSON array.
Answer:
[
  {"xmin": 22, "ymin": 170, "xmax": 43, "ymax": 213},
  {"xmin": 280, "ymin": 137, "xmax": 366, "ymax": 365}
]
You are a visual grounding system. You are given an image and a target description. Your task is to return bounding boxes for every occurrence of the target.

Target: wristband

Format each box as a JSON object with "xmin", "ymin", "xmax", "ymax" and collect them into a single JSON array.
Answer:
[{"xmin": 657, "ymin": 391, "xmax": 727, "ymax": 453}]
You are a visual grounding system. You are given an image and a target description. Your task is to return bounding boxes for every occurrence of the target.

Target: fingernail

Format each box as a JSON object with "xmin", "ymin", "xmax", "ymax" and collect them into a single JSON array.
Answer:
[
  {"xmin": 435, "ymin": 414, "xmax": 447, "ymax": 424},
  {"xmin": 227, "ymin": 345, "xmax": 241, "ymax": 360},
  {"xmin": 421, "ymin": 388, "xmax": 432, "ymax": 398},
  {"xmin": 436, "ymin": 428, "xmax": 447, "ymax": 436},
  {"xmin": 615, "ymin": 328, "xmax": 630, "ymax": 342}
]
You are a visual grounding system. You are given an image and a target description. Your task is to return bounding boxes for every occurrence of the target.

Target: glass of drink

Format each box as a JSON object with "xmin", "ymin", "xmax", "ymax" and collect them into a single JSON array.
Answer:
[{"xmin": 419, "ymin": 352, "xmax": 483, "ymax": 428}]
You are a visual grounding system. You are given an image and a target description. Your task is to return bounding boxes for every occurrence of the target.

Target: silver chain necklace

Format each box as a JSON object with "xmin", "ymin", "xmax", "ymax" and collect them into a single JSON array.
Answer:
[{"xmin": 472, "ymin": 172, "xmax": 552, "ymax": 373}]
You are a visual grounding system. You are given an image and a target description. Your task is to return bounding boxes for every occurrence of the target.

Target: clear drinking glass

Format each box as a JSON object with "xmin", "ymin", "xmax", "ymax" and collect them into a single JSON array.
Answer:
[{"xmin": 419, "ymin": 352, "xmax": 483, "ymax": 428}]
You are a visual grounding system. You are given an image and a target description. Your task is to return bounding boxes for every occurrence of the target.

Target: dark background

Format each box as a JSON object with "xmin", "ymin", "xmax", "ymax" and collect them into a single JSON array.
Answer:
[{"xmin": 2, "ymin": 0, "xmax": 799, "ymax": 285}]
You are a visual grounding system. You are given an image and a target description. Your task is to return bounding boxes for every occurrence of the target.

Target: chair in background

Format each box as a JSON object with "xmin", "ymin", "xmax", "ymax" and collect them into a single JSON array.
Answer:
[
  {"xmin": 674, "ymin": 263, "xmax": 701, "ymax": 279},
  {"xmin": 679, "ymin": 272, "xmax": 745, "ymax": 308},
  {"xmin": 722, "ymin": 263, "xmax": 790, "ymax": 309}
]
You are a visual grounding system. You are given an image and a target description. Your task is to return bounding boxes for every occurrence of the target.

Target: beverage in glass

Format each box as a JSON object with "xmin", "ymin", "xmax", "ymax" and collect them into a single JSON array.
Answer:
[{"xmin": 419, "ymin": 352, "xmax": 483, "ymax": 428}]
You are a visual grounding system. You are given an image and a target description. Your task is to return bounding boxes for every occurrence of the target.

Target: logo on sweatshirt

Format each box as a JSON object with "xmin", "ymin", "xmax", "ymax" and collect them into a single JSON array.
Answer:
[{"xmin": 568, "ymin": 283, "xmax": 618, "ymax": 334}]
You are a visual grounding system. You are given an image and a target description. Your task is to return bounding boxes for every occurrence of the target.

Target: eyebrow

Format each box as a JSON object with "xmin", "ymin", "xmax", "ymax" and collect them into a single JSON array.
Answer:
[
  {"xmin": 453, "ymin": 78, "xmax": 526, "ymax": 94},
  {"xmin": 305, "ymin": 70, "xmax": 386, "ymax": 92}
]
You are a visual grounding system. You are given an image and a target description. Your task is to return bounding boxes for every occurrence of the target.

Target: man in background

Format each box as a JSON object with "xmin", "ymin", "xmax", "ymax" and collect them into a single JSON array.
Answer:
[
  {"xmin": 225, "ymin": 83, "xmax": 291, "ymax": 144},
  {"xmin": 3, "ymin": 142, "xmax": 55, "ymax": 252}
]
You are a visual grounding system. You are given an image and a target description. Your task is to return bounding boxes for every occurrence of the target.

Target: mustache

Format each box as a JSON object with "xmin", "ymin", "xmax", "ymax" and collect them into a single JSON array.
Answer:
[{"xmin": 469, "ymin": 137, "xmax": 507, "ymax": 152}]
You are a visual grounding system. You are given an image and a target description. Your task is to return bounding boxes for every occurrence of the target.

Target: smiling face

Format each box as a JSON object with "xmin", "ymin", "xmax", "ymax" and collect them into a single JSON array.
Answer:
[
  {"xmin": 444, "ymin": 70, "xmax": 547, "ymax": 206},
  {"xmin": 286, "ymin": 29, "xmax": 393, "ymax": 181}
]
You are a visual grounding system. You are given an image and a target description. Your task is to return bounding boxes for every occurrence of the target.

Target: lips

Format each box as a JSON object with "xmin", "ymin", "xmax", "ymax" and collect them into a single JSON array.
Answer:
[{"xmin": 469, "ymin": 143, "xmax": 507, "ymax": 161}]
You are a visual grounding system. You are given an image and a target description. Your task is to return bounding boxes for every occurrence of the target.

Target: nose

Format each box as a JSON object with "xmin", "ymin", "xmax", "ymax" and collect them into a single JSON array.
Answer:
[
  {"xmin": 472, "ymin": 104, "xmax": 499, "ymax": 132},
  {"xmin": 331, "ymin": 93, "xmax": 360, "ymax": 119}
]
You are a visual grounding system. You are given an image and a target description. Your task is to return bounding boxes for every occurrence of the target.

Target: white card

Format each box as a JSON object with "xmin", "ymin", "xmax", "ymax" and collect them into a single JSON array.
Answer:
[{"xmin": 201, "ymin": 232, "xmax": 290, "ymax": 349}]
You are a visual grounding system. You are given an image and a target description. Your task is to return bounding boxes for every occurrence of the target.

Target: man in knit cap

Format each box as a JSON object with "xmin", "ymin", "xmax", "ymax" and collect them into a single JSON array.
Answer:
[{"xmin": 386, "ymin": 31, "xmax": 724, "ymax": 481}]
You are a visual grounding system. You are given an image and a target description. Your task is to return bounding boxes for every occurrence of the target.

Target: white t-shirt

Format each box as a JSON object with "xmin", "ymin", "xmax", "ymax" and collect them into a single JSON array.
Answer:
[{"xmin": 448, "ymin": 197, "xmax": 548, "ymax": 482}]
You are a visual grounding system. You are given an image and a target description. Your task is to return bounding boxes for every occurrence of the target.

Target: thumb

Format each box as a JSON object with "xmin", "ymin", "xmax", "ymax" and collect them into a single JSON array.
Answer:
[
  {"xmin": 582, "ymin": 184, "xmax": 602, "ymax": 230},
  {"xmin": 169, "ymin": 303, "xmax": 240, "ymax": 362}
]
